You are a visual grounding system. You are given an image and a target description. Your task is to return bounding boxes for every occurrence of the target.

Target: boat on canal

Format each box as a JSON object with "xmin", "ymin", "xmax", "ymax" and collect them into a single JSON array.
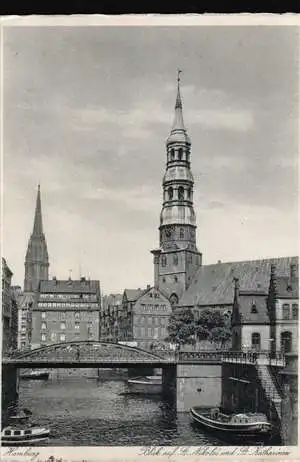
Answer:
[
  {"xmin": 20, "ymin": 369, "xmax": 50, "ymax": 380},
  {"xmin": 1, "ymin": 411, "xmax": 50, "ymax": 446},
  {"xmin": 127, "ymin": 375, "xmax": 162, "ymax": 394},
  {"xmin": 190, "ymin": 407, "xmax": 273, "ymax": 439}
]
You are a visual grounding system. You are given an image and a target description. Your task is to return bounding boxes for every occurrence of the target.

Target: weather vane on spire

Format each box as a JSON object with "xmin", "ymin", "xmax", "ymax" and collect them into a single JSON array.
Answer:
[{"xmin": 177, "ymin": 68, "xmax": 182, "ymax": 83}]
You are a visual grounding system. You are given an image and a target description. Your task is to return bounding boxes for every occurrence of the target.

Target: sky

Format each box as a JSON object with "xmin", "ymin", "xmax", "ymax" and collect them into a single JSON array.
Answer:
[{"xmin": 3, "ymin": 25, "xmax": 299, "ymax": 294}]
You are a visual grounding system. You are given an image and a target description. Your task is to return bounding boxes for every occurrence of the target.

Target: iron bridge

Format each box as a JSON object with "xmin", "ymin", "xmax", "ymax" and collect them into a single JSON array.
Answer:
[
  {"xmin": 1, "ymin": 341, "xmax": 232, "ymax": 368},
  {"xmin": 2, "ymin": 341, "xmax": 176, "ymax": 368}
]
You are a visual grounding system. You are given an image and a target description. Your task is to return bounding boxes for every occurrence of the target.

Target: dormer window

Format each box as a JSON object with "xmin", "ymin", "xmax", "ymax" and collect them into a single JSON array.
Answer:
[{"xmin": 251, "ymin": 303, "xmax": 258, "ymax": 314}]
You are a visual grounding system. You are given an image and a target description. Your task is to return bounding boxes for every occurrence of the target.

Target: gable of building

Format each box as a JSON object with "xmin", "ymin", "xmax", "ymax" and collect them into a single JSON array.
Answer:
[{"xmin": 133, "ymin": 286, "xmax": 172, "ymax": 315}]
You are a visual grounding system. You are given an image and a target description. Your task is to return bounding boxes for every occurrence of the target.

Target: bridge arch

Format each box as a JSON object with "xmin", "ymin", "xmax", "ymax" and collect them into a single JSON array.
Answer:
[{"xmin": 15, "ymin": 341, "xmax": 166, "ymax": 362}]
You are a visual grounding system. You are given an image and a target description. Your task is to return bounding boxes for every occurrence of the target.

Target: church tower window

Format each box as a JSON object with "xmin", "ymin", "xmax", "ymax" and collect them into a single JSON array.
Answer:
[
  {"xmin": 174, "ymin": 276, "xmax": 178, "ymax": 283},
  {"xmin": 173, "ymin": 255, "xmax": 178, "ymax": 266},
  {"xmin": 170, "ymin": 149, "xmax": 175, "ymax": 161},
  {"xmin": 187, "ymin": 188, "xmax": 192, "ymax": 199},
  {"xmin": 179, "ymin": 228, "xmax": 184, "ymax": 239},
  {"xmin": 168, "ymin": 187, "xmax": 173, "ymax": 200},
  {"xmin": 161, "ymin": 255, "xmax": 167, "ymax": 267},
  {"xmin": 178, "ymin": 186, "xmax": 184, "ymax": 200},
  {"xmin": 178, "ymin": 148, "xmax": 183, "ymax": 160}
]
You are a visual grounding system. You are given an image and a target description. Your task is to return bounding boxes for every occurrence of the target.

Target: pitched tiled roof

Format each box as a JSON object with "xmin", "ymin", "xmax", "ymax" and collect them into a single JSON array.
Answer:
[
  {"xmin": 275, "ymin": 276, "xmax": 299, "ymax": 298},
  {"xmin": 39, "ymin": 279, "xmax": 100, "ymax": 294},
  {"xmin": 179, "ymin": 256, "xmax": 298, "ymax": 307},
  {"xmin": 123, "ymin": 288, "xmax": 146, "ymax": 302},
  {"xmin": 238, "ymin": 292, "xmax": 269, "ymax": 324}
]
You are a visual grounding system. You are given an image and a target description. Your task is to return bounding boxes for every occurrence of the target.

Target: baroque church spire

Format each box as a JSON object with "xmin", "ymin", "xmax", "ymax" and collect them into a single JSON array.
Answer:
[
  {"xmin": 151, "ymin": 71, "xmax": 202, "ymax": 304},
  {"xmin": 167, "ymin": 69, "xmax": 191, "ymax": 146},
  {"xmin": 24, "ymin": 185, "xmax": 49, "ymax": 293}
]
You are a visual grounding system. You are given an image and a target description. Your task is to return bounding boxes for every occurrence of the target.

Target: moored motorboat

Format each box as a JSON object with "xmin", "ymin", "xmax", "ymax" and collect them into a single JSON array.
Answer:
[
  {"xmin": 127, "ymin": 375, "xmax": 162, "ymax": 395},
  {"xmin": 1, "ymin": 413, "xmax": 50, "ymax": 446},
  {"xmin": 20, "ymin": 369, "xmax": 50, "ymax": 380},
  {"xmin": 190, "ymin": 407, "xmax": 272, "ymax": 438},
  {"xmin": 1, "ymin": 426, "xmax": 51, "ymax": 446}
]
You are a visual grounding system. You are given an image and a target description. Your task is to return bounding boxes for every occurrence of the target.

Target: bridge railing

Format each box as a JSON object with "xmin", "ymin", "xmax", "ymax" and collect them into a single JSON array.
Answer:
[
  {"xmin": 221, "ymin": 350, "xmax": 286, "ymax": 367},
  {"xmin": 177, "ymin": 350, "xmax": 224, "ymax": 362}
]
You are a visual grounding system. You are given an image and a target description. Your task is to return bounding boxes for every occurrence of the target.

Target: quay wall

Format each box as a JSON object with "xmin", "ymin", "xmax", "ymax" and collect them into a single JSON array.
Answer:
[
  {"xmin": 280, "ymin": 354, "xmax": 298, "ymax": 445},
  {"xmin": 2, "ymin": 366, "xmax": 19, "ymax": 425},
  {"xmin": 176, "ymin": 365, "xmax": 222, "ymax": 412}
]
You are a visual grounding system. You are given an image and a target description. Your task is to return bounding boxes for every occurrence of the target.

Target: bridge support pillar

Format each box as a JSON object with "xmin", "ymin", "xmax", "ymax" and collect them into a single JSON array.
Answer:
[
  {"xmin": 162, "ymin": 365, "xmax": 177, "ymax": 405},
  {"xmin": 2, "ymin": 365, "xmax": 19, "ymax": 424},
  {"xmin": 177, "ymin": 364, "xmax": 222, "ymax": 412}
]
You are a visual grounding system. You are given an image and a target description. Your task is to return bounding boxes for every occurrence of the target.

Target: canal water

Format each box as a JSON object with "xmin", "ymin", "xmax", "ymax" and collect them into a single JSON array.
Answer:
[{"xmin": 18, "ymin": 370, "xmax": 224, "ymax": 446}]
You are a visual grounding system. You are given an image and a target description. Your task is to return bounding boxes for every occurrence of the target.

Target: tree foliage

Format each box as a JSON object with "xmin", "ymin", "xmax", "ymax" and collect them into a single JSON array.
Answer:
[
  {"xmin": 166, "ymin": 307, "xmax": 232, "ymax": 348},
  {"xmin": 165, "ymin": 307, "xmax": 196, "ymax": 347},
  {"xmin": 195, "ymin": 309, "xmax": 232, "ymax": 346}
]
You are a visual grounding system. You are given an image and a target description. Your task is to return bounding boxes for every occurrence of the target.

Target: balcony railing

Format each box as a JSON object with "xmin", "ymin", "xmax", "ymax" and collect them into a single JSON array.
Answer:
[{"xmin": 221, "ymin": 350, "xmax": 286, "ymax": 367}]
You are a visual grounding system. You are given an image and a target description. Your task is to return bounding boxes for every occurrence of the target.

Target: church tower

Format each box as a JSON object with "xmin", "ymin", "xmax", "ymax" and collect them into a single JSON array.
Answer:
[
  {"xmin": 152, "ymin": 71, "xmax": 202, "ymax": 305},
  {"xmin": 24, "ymin": 185, "xmax": 49, "ymax": 293}
]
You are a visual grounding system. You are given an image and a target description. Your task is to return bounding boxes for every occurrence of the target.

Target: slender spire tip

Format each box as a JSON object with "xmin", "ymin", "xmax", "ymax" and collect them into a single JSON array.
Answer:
[{"xmin": 175, "ymin": 68, "xmax": 183, "ymax": 110}]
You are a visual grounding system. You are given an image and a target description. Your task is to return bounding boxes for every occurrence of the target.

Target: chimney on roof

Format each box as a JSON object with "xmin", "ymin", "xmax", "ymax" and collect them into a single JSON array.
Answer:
[
  {"xmin": 290, "ymin": 264, "xmax": 298, "ymax": 281},
  {"xmin": 217, "ymin": 260, "xmax": 221, "ymax": 264},
  {"xmin": 81, "ymin": 276, "xmax": 86, "ymax": 282},
  {"xmin": 147, "ymin": 284, "xmax": 151, "ymax": 289}
]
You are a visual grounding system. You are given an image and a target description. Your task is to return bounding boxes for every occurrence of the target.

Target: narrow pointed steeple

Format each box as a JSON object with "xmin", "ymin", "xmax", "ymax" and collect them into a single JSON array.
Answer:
[
  {"xmin": 32, "ymin": 184, "xmax": 43, "ymax": 236},
  {"xmin": 24, "ymin": 185, "xmax": 49, "ymax": 293},
  {"xmin": 167, "ymin": 69, "xmax": 190, "ymax": 145}
]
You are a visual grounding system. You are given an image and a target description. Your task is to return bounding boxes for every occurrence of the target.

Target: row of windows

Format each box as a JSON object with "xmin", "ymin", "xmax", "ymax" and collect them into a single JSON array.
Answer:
[
  {"xmin": 40, "ymin": 293, "xmax": 97, "ymax": 301},
  {"xmin": 134, "ymin": 316, "xmax": 168, "ymax": 327},
  {"xmin": 135, "ymin": 327, "xmax": 165, "ymax": 338},
  {"xmin": 41, "ymin": 321, "xmax": 91, "ymax": 330},
  {"xmin": 41, "ymin": 311, "xmax": 86, "ymax": 319},
  {"xmin": 38, "ymin": 302, "xmax": 99, "ymax": 309},
  {"xmin": 166, "ymin": 186, "xmax": 192, "ymax": 201},
  {"xmin": 282, "ymin": 303, "xmax": 298, "ymax": 320},
  {"xmin": 41, "ymin": 330, "xmax": 94, "ymax": 343},
  {"xmin": 168, "ymin": 147, "xmax": 190, "ymax": 163},
  {"xmin": 139, "ymin": 304, "xmax": 168, "ymax": 312},
  {"xmin": 161, "ymin": 253, "xmax": 198, "ymax": 267},
  {"xmin": 251, "ymin": 331, "xmax": 293, "ymax": 353}
]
